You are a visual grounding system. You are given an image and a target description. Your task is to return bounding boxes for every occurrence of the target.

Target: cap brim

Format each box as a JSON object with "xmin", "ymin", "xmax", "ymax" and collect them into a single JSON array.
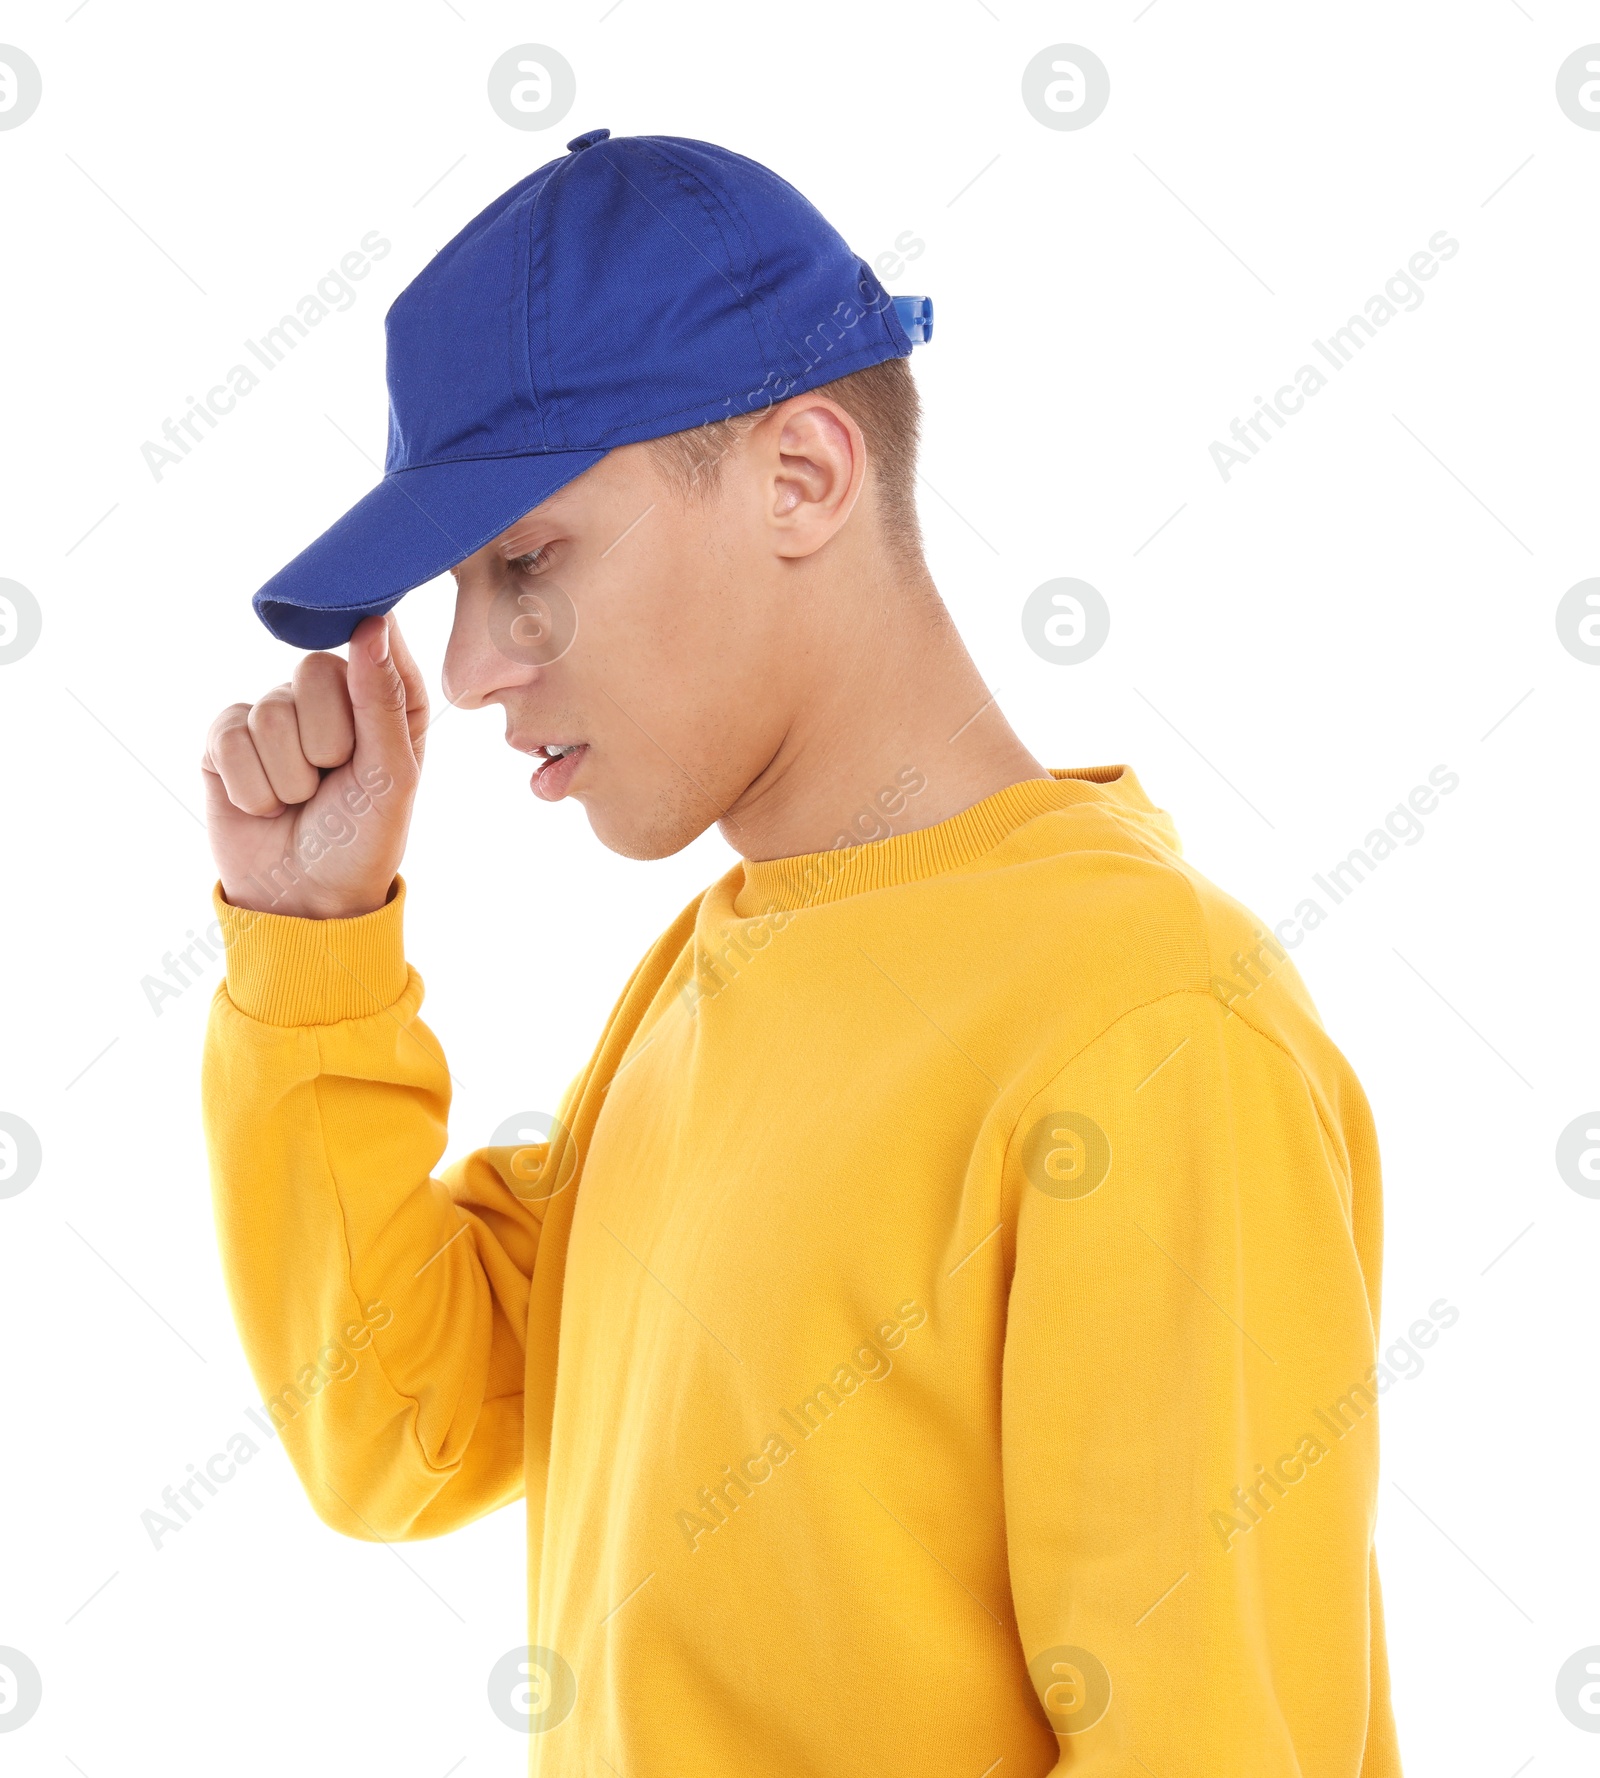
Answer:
[{"xmin": 252, "ymin": 449, "xmax": 609, "ymax": 649}]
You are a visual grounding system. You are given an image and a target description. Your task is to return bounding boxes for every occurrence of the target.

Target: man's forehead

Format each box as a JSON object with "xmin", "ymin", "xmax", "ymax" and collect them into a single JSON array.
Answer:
[
  {"xmin": 451, "ymin": 443, "xmax": 656, "ymax": 571},
  {"xmin": 487, "ymin": 476, "xmax": 590, "ymax": 549}
]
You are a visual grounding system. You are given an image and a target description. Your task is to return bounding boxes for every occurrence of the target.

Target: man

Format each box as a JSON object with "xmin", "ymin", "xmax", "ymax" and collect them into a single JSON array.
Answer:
[{"xmin": 201, "ymin": 130, "xmax": 1403, "ymax": 1773}]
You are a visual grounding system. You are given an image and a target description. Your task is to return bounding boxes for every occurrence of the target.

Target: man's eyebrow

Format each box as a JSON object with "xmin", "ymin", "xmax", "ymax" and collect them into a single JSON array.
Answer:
[
  {"xmin": 495, "ymin": 491, "xmax": 579, "ymax": 547},
  {"xmin": 493, "ymin": 515, "xmax": 565, "ymax": 553},
  {"xmin": 450, "ymin": 514, "xmax": 561, "ymax": 574}
]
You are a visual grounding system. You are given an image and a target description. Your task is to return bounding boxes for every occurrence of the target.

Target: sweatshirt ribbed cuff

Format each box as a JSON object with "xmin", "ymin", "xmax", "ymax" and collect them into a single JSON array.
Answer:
[{"xmin": 212, "ymin": 877, "xmax": 409, "ymax": 1026}]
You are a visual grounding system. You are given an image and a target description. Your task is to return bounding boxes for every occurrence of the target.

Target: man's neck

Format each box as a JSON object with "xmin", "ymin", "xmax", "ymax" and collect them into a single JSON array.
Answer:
[{"xmin": 719, "ymin": 566, "xmax": 1051, "ymax": 864}]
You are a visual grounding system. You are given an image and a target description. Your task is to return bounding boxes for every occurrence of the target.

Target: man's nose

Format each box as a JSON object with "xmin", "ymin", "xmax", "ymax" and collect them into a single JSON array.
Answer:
[{"xmin": 442, "ymin": 581, "xmax": 536, "ymax": 710}]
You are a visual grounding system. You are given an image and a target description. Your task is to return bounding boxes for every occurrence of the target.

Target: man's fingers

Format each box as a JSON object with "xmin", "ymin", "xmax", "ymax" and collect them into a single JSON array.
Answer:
[
  {"xmin": 204, "ymin": 704, "xmax": 286, "ymax": 817},
  {"xmin": 247, "ymin": 686, "xmax": 321, "ymax": 806},
  {"xmin": 199, "ymin": 702, "xmax": 248, "ymax": 776},
  {"xmin": 346, "ymin": 614, "xmax": 424, "ymax": 790},
  {"xmin": 292, "ymin": 651, "xmax": 357, "ymax": 767},
  {"xmin": 201, "ymin": 614, "xmax": 425, "ymax": 834}
]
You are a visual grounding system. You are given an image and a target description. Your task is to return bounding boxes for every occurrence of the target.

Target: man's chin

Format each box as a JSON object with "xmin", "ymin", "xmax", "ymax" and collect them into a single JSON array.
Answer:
[{"xmin": 582, "ymin": 794, "xmax": 718, "ymax": 863}]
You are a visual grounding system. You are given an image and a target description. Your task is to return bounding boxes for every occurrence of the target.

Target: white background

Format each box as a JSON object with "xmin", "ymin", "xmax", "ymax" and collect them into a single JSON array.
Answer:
[{"xmin": 1, "ymin": 2, "xmax": 1596, "ymax": 1772}]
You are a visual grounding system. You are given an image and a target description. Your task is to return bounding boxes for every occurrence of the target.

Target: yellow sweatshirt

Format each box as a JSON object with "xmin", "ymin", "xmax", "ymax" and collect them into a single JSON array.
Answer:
[{"xmin": 202, "ymin": 765, "xmax": 1402, "ymax": 1775}]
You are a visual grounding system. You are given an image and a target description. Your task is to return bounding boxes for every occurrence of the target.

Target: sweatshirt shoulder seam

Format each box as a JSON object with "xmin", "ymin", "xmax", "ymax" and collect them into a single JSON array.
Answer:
[{"xmin": 1001, "ymin": 987, "xmax": 1352, "ymax": 1202}]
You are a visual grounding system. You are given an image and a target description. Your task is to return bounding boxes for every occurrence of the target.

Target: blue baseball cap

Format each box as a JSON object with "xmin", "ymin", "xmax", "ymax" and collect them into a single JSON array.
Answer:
[{"xmin": 252, "ymin": 128, "xmax": 933, "ymax": 648}]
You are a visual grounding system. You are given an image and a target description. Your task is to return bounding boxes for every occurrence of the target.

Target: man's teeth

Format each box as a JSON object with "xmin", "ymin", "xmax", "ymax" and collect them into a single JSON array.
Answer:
[{"xmin": 545, "ymin": 743, "xmax": 579, "ymax": 759}]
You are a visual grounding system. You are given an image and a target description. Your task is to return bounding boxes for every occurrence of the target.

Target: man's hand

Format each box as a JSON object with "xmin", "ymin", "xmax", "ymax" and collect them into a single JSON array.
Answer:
[{"xmin": 202, "ymin": 614, "xmax": 428, "ymax": 919}]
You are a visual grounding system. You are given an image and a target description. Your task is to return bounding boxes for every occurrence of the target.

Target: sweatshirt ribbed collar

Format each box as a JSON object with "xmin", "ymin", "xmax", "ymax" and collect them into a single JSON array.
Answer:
[{"xmin": 733, "ymin": 765, "xmax": 1176, "ymax": 916}]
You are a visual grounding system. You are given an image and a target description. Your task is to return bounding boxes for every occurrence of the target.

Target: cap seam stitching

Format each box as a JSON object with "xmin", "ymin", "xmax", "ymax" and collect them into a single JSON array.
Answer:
[
  {"xmin": 629, "ymin": 140, "xmax": 773, "ymax": 378},
  {"xmin": 525, "ymin": 171, "xmax": 559, "ymax": 451},
  {"xmin": 512, "ymin": 183, "xmax": 538, "ymax": 452},
  {"xmin": 642, "ymin": 138, "xmax": 779, "ymax": 373}
]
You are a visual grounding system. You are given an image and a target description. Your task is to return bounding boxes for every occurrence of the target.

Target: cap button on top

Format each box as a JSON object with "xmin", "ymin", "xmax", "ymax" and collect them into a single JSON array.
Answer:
[{"xmin": 566, "ymin": 127, "xmax": 611, "ymax": 152}]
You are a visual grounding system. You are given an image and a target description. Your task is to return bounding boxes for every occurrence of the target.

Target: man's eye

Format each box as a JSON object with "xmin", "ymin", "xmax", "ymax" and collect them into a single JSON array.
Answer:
[{"xmin": 509, "ymin": 547, "xmax": 550, "ymax": 574}]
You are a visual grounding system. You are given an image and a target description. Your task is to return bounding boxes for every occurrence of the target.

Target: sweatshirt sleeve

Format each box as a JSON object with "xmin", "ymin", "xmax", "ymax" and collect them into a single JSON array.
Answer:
[
  {"xmin": 1002, "ymin": 988, "xmax": 1396, "ymax": 1774},
  {"xmin": 201, "ymin": 879, "xmax": 562, "ymax": 1542}
]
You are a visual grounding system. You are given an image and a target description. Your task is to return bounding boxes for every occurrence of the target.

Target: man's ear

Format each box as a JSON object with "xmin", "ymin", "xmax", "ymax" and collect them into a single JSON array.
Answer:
[{"xmin": 764, "ymin": 397, "xmax": 866, "ymax": 560}]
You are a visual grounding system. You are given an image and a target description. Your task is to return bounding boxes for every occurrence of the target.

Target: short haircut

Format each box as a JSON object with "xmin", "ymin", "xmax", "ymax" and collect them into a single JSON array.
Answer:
[{"xmin": 647, "ymin": 355, "xmax": 924, "ymax": 562}]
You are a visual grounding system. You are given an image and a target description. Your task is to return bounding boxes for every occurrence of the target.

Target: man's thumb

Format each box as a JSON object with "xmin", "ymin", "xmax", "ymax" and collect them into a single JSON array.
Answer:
[{"xmin": 346, "ymin": 614, "xmax": 416, "ymax": 779}]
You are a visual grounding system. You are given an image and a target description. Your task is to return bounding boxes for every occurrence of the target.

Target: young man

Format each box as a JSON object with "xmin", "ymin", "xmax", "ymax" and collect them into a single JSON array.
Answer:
[{"xmin": 201, "ymin": 131, "xmax": 1403, "ymax": 1773}]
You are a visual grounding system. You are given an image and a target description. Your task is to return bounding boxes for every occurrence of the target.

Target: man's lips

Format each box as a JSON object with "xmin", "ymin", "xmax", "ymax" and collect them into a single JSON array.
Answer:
[
  {"xmin": 506, "ymin": 732, "xmax": 589, "ymax": 801},
  {"xmin": 528, "ymin": 742, "xmax": 588, "ymax": 801}
]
